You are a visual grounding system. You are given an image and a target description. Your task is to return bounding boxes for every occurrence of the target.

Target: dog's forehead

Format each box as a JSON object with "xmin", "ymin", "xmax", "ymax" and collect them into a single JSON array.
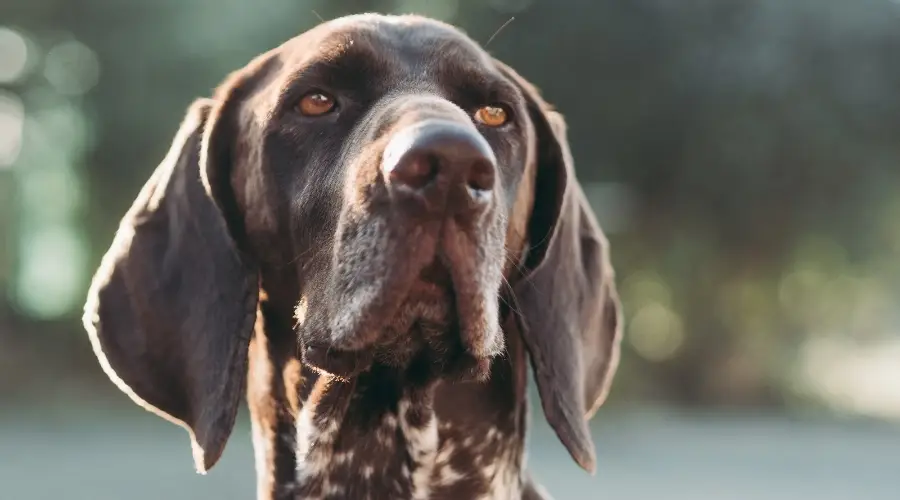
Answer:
[{"xmin": 280, "ymin": 14, "xmax": 493, "ymax": 78}]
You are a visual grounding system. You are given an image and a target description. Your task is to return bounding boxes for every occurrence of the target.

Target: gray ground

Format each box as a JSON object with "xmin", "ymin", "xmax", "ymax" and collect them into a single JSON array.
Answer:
[{"xmin": 2, "ymin": 403, "xmax": 898, "ymax": 500}]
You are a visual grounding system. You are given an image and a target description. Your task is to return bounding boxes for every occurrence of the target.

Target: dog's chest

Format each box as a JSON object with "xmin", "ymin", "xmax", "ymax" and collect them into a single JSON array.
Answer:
[{"xmin": 292, "ymin": 396, "xmax": 523, "ymax": 500}]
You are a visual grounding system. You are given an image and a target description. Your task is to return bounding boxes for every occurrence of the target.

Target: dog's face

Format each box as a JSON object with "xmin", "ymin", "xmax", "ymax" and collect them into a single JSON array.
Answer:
[
  {"xmin": 84, "ymin": 13, "xmax": 621, "ymax": 476},
  {"xmin": 222, "ymin": 16, "xmax": 534, "ymax": 375}
]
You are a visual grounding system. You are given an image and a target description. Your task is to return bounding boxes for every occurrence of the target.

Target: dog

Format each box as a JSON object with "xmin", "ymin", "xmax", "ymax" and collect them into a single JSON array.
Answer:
[{"xmin": 83, "ymin": 13, "xmax": 622, "ymax": 500}]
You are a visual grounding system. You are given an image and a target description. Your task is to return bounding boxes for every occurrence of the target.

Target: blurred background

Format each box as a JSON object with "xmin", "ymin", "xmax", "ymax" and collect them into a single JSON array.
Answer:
[{"xmin": 2, "ymin": 0, "xmax": 899, "ymax": 498}]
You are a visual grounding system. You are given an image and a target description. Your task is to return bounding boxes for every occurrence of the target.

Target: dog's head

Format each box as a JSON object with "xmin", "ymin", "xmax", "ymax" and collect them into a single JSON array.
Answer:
[{"xmin": 84, "ymin": 14, "xmax": 621, "ymax": 475}]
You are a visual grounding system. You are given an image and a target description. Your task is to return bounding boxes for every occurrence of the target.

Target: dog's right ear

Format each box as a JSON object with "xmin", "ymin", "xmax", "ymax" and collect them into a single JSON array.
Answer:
[{"xmin": 83, "ymin": 97, "xmax": 258, "ymax": 473}]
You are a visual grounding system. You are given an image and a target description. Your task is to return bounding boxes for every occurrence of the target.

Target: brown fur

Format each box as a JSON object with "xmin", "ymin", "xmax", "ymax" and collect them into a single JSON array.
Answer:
[{"xmin": 82, "ymin": 13, "xmax": 622, "ymax": 500}]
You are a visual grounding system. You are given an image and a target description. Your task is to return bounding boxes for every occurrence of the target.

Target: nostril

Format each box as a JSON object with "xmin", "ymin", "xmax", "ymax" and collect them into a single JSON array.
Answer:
[
  {"xmin": 382, "ymin": 120, "xmax": 498, "ymax": 207},
  {"xmin": 387, "ymin": 153, "xmax": 438, "ymax": 190},
  {"xmin": 467, "ymin": 158, "xmax": 495, "ymax": 193}
]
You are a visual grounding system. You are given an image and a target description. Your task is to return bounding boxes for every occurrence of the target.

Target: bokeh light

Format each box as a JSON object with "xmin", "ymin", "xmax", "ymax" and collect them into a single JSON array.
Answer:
[
  {"xmin": 43, "ymin": 39, "xmax": 100, "ymax": 96},
  {"xmin": 13, "ymin": 224, "xmax": 88, "ymax": 318},
  {"xmin": 0, "ymin": 27, "xmax": 31, "ymax": 83},
  {"xmin": 629, "ymin": 302, "xmax": 685, "ymax": 362},
  {"xmin": 0, "ymin": 91, "xmax": 24, "ymax": 169},
  {"xmin": 798, "ymin": 337, "xmax": 900, "ymax": 420}
]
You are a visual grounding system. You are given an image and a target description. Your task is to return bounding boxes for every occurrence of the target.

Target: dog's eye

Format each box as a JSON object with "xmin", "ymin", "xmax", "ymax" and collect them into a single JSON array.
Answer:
[
  {"xmin": 298, "ymin": 92, "xmax": 336, "ymax": 116},
  {"xmin": 474, "ymin": 105, "xmax": 509, "ymax": 127}
]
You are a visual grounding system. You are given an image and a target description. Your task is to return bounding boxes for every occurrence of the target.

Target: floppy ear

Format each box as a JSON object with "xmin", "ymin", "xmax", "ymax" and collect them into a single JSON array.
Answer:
[
  {"xmin": 497, "ymin": 61, "xmax": 623, "ymax": 474},
  {"xmin": 82, "ymin": 98, "xmax": 258, "ymax": 473}
]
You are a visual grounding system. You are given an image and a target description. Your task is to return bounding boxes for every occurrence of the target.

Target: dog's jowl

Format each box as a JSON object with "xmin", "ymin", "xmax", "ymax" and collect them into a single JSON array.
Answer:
[{"xmin": 83, "ymin": 13, "xmax": 622, "ymax": 500}]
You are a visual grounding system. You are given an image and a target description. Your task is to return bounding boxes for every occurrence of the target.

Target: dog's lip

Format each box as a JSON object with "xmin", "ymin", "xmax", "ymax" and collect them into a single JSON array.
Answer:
[
  {"xmin": 302, "ymin": 344, "xmax": 374, "ymax": 379},
  {"xmin": 327, "ymin": 217, "xmax": 503, "ymax": 367},
  {"xmin": 412, "ymin": 259, "xmax": 455, "ymax": 299},
  {"xmin": 418, "ymin": 259, "xmax": 452, "ymax": 286}
]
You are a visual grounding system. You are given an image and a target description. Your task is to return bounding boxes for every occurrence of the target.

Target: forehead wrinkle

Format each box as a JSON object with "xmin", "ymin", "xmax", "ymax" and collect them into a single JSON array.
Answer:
[
  {"xmin": 454, "ymin": 68, "xmax": 519, "ymax": 98},
  {"xmin": 323, "ymin": 15, "xmax": 491, "ymax": 78},
  {"xmin": 401, "ymin": 33, "xmax": 516, "ymax": 102},
  {"xmin": 277, "ymin": 16, "xmax": 507, "ymax": 105},
  {"xmin": 273, "ymin": 36, "xmax": 391, "ymax": 111},
  {"xmin": 315, "ymin": 35, "xmax": 357, "ymax": 63}
]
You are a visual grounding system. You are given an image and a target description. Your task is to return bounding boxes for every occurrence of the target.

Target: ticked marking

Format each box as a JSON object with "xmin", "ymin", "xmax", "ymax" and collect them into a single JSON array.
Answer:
[
  {"xmin": 398, "ymin": 394, "xmax": 439, "ymax": 500},
  {"xmin": 294, "ymin": 375, "xmax": 355, "ymax": 499},
  {"xmin": 291, "ymin": 372, "xmax": 528, "ymax": 499}
]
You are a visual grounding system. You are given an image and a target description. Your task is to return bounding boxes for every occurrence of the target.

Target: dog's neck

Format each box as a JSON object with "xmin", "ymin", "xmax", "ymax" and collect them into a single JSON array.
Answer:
[{"xmin": 248, "ymin": 294, "xmax": 532, "ymax": 500}]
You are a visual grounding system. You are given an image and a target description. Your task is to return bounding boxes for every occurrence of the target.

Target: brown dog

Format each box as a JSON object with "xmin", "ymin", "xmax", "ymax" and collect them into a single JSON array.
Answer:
[{"xmin": 83, "ymin": 13, "xmax": 622, "ymax": 500}]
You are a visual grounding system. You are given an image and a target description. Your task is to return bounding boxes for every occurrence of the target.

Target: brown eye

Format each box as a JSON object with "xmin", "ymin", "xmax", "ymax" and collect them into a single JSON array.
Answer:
[
  {"xmin": 474, "ymin": 105, "xmax": 508, "ymax": 127},
  {"xmin": 298, "ymin": 92, "xmax": 336, "ymax": 116}
]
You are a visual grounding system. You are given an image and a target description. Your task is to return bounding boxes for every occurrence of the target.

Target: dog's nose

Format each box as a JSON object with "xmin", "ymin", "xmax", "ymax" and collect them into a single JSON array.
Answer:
[{"xmin": 382, "ymin": 120, "xmax": 497, "ymax": 210}]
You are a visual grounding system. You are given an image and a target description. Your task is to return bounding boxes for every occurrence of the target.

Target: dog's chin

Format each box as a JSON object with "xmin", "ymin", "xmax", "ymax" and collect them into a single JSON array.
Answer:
[
  {"xmin": 306, "ymin": 261, "xmax": 503, "ymax": 382},
  {"xmin": 369, "ymin": 276, "xmax": 502, "ymax": 380},
  {"xmin": 304, "ymin": 211, "xmax": 507, "ymax": 381}
]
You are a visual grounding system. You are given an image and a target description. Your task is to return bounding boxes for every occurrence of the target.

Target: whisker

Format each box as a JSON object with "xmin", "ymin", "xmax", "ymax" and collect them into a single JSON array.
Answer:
[
  {"xmin": 501, "ymin": 225, "xmax": 553, "ymax": 304},
  {"xmin": 280, "ymin": 245, "xmax": 317, "ymax": 269},
  {"xmin": 504, "ymin": 252, "xmax": 528, "ymax": 278},
  {"xmin": 497, "ymin": 273, "xmax": 525, "ymax": 320},
  {"xmin": 524, "ymin": 229, "xmax": 554, "ymax": 260},
  {"xmin": 486, "ymin": 16, "xmax": 516, "ymax": 48}
]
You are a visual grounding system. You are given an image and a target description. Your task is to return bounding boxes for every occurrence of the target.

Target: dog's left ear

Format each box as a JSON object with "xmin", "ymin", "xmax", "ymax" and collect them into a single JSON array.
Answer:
[{"xmin": 496, "ymin": 60, "xmax": 623, "ymax": 474}]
